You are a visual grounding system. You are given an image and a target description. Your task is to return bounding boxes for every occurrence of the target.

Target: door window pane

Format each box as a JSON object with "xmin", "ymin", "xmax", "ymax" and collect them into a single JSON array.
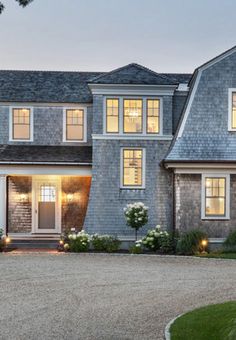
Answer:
[{"xmin": 40, "ymin": 185, "xmax": 56, "ymax": 202}]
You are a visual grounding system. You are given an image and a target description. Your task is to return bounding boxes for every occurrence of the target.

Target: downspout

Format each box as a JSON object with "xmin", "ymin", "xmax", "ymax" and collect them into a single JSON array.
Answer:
[
  {"xmin": 6, "ymin": 176, "xmax": 9, "ymax": 236},
  {"xmin": 172, "ymin": 171, "xmax": 176, "ymax": 233}
]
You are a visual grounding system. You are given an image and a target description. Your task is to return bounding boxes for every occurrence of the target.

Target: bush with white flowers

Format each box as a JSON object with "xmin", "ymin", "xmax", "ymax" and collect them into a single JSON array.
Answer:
[
  {"xmin": 124, "ymin": 202, "xmax": 148, "ymax": 240},
  {"xmin": 67, "ymin": 230, "xmax": 90, "ymax": 252},
  {"xmin": 141, "ymin": 225, "xmax": 174, "ymax": 253}
]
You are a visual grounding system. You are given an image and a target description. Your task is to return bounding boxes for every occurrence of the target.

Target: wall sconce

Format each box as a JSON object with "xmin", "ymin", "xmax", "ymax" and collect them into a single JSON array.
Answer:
[
  {"xmin": 66, "ymin": 193, "xmax": 74, "ymax": 202},
  {"xmin": 20, "ymin": 193, "xmax": 27, "ymax": 202}
]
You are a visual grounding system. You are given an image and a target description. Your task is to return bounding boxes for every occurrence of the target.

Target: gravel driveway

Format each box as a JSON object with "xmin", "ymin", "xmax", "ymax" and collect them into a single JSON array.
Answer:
[{"xmin": 1, "ymin": 253, "xmax": 236, "ymax": 340}]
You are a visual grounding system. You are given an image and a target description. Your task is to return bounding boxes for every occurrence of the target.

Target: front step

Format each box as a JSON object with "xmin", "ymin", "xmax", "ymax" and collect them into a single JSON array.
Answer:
[{"xmin": 8, "ymin": 239, "xmax": 60, "ymax": 250}]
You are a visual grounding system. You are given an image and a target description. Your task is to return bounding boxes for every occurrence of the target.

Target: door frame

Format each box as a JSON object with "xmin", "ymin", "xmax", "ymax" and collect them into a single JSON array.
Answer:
[{"xmin": 32, "ymin": 176, "xmax": 61, "ymax": 234}]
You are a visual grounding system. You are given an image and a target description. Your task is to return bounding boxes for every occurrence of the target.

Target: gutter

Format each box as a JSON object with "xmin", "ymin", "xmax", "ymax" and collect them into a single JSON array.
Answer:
[{"xmin": 0, "ymin": 162, "xmax": 92, "ymax": 166}]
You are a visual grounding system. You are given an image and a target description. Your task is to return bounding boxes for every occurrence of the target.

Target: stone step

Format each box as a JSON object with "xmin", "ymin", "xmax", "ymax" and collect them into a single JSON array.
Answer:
[{"xmin": 8, "ymin": 239, "xmax": 59, "ymax": 250}]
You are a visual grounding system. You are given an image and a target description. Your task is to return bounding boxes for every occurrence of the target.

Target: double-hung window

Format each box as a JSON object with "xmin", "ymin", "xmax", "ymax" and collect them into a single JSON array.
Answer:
[
  {"xmin": 105, "ymin": 98, "xmax": 160, "ymax": 134},
  {"xmin": 121, "ymin": 148, "xmax": 145, "ymax": 188},
  {"xmin": 202, "ymin": 174, "xmax": 230, "ymax": 219},
  {"xmin": 64, "ymin": 108, "xmax": 86, "ymax": 142},
  {"xmin": 10, "ymin": 108, "xmax": 32, "ymax": 141}
]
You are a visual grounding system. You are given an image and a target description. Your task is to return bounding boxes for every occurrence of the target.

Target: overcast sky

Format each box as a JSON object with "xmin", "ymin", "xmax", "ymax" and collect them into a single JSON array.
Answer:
[{"xmin": 0, "ymin": 0, "xmax": 235, "ymax": 73}]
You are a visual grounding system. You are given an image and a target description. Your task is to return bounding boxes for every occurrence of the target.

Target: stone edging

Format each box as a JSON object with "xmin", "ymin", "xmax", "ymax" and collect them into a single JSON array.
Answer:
[{"xmin": 164, "ymin": 313, "xmax": 184, "ymax": 340}]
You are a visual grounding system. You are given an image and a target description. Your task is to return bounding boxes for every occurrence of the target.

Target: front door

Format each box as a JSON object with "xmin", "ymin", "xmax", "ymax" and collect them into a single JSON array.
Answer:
[{"xmin": 32, "ymin": 178, "xmax": 61, "ymax": 234}]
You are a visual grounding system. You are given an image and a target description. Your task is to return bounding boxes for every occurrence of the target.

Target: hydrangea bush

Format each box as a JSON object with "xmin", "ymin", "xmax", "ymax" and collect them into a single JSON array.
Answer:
[
  {"xmin": 66, "ymin": 230, "xmax": 90, "ymax": 252},
  {"xmin": 124, "ymin": 202, "xmax": 148, "ymax": 240},
  {"xmin": 91, "ymin": 234, "xmax": 121, "ymax": 253},
  {"xmin": 142, "ymin": 225, "xmax": 174, "ymax": 253}
]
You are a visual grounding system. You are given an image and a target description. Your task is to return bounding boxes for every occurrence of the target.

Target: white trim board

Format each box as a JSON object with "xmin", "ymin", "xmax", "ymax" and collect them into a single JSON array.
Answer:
[
  {"xmin": 0, "ymin": 165, "xmax": 92, "ymax": 176},
  {"xmin": 93, "ymin": 134, "xmax": 173, "ymax": 141}
]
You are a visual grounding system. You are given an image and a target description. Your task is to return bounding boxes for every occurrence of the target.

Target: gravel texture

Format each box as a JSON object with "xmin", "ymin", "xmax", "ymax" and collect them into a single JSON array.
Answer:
[{"xmin": 1, "ymin": 253, "xmax": 236, "ymax": 340}]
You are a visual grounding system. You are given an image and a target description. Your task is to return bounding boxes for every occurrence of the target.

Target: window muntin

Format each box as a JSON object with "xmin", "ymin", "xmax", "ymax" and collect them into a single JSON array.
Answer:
[
  {"xmin": 232, "ymin": 92, "xmax": 236, "ymax": 129},
  {"xmin": 123, "ymin": 99, "xmax": 143, "ymax": 133},
  {"xmin": 205, "ymin": 177, "xmax": 226, "ymax": 217},
  {"xmin": 123, "ymin": 149, "xmax": 143, "ymax": 187},
  {"xmin": 147, "ymin": 99, "xmax": 159, "ymax": 134},
  {"xmin": 66, "ymin": 109, "xmax": 84, "ymax": 141},
  {"xmin": 12, "ymin": 108, "xmax": 30, "ymax": 140},
  {"xmin": 106, "ymin": 99, "xmax": 119, "ymax": 133},
  {"xmin": 40, "ymin": 185, "xmax": 56, "ymax": 202}
]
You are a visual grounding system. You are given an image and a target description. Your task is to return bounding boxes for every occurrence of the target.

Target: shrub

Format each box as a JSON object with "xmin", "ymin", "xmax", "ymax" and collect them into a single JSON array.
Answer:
[
  {"xmin": 0, "ymin": 228, "xmax": 4, "ymax": 252},
  {"xmin": 129, "ymin": 240, "xmax": 142, "ymax": 254},
  {"xmin": 91, "ymin": 234, "xmax": 121, "ymax": 253},
  {"xmin": 124, "ymin": 202, "xmax": 148, "ymax": 240},
  {"xmin": 142, "ymin": 225, "xmax": 174, "ymax": 254},
  {"xmin": 223, "ymin": 231, "xmax": 236, "ymax": 253},
  {"xmin": 67, "ymin": 230, "xmax": 90, "ymax": 252},
  {"xmin": 176, "ymin": 230, "xmax": 208, "ymax": 255}
]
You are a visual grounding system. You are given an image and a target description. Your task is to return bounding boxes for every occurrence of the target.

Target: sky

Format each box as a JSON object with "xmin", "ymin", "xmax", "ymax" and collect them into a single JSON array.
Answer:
[{"xmin": 0, "ymin": 0, "xmax": 236, "ymax": 73}]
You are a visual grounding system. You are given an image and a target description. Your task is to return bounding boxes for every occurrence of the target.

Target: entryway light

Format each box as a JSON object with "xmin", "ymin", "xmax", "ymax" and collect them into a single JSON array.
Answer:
[
  {"xmin": 66, "ymin": 193, "xmax": 74, "ymax": 202},
  {"xmin": 20, "ymin": 193, "xmax": 27, "ymax": 202}
]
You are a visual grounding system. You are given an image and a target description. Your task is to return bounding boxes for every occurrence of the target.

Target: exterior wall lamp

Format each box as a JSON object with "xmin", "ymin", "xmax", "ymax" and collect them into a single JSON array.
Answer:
[{"xmin": 66, "ymin": 193, "xmax": 74, "ymax": 202}]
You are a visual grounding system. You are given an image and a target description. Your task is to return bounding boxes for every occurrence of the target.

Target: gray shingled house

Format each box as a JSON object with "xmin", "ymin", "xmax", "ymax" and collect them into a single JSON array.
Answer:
[{"xmin": 1, "ymin": 45, "xmax": 236, "ymax": 247}]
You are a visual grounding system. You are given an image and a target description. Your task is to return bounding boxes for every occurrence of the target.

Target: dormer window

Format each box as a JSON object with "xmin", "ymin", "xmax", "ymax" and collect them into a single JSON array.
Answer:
[
  {"xmin": 228, "ymin": 89, "xmax": 236, "ymax": 130},
  {"xmin": 9, "ymin": 107, "xmax": 33, "ymax": 141},
  {"xmin": 105, "ymin": 97, "xmax": 161, "ymax": 135},
  {"xmin": 63, "ymin": 107, "xmax": 87, "ymax": 142}
]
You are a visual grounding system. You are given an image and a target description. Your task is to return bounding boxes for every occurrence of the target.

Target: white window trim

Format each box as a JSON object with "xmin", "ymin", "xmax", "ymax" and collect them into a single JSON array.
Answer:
[
  {"xmin": 120, "ymin": 147, "xmax": 146, "ymax": 189},
  {"xmin": 103, "ymin": 96, "xmax": 163, "ymax": 136},
  {"xmin": 63, "ymin": 107, "xmax": 87, "ymax": 143},
  {"xmin": 228, "ymin": 88, "xmax": 236, "ymax": 131},
  {"xmin": 9, "ymin": 106, "xmax": 34, "ymax": 142},
  {"xmin": 201, "ymin": 173, "xmax": 230, "ymax": 220}
]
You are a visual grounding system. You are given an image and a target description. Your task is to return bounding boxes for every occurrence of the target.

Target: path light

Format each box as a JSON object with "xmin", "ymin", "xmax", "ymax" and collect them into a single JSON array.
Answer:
[
  {"xmin": 201, "ymin": 239, "xmax": 208, "ymax": 254},
  {"xmin": 5, "ymin": 236, "xmax": 11, "ymax": 245},
  {"xmin": 59, "ymin": 240, "xmax": 64, "ymax": 245}
]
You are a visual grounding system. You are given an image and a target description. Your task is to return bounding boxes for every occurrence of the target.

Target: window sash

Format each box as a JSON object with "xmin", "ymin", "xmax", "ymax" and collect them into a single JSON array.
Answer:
[
  {"xmin": 66, "ymin": 109, "xmax": 84, "ymax": 141},
  {"xmin": 106, "ymin": 98, "xmax": 119, "ymax": 133},
  {"xmin": 122, "ymin": 149, "xmax": 143, "ymax": 187},
  {"xmin": 123, "ymin": 99, "xmax": 143, "ymax": 133},
  {"xmin": 205, "ymin": 177, "xmax": 226, "ymax": 217},
  {"xmin": 12, "ymin": 108, "xmax": 31, "ymax": 140},
  {"xmin": 232, "ymin": 92, "xmax": 236, "ymax": 129},
  {"xmin": 147, "ymin": 99, "xmax": 160, "ymax": 134}
]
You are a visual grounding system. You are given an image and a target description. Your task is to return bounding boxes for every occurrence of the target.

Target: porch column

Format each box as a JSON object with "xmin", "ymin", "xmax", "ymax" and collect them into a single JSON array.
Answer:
[{"xmin": 0, "ymin": 175, "xmax": 7, "ymax": 235}]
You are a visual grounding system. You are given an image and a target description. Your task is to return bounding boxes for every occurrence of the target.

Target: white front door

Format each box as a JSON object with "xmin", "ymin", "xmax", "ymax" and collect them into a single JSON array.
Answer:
[{"xmin": 32, "ymin": 178, "xmax": 61, "ymax": 234}]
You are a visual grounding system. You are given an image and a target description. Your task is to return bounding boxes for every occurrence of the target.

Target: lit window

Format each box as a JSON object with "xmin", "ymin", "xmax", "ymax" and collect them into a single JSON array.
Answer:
[
  {"xmin": 147, "ymin": 99, "xmax": 159, "ymax": 134},
  {"xmin": 106, "ymin": 99, "xmax": 119, "ymax": 133},
  {"xmin": 205, "ymin": 177, "xmax": 226, "ymax": 216},
  {"xmin": 232, "ymin": 92, "xmax": 236, "ymax": 129},
  {"xmin": 12, "ymin": 108, "xmax": 31, "ymax": 140},
  {"xmin": 40, "ymin": 185, "xmax": 56, "ymax": 202},
  {"xmin": 122, "ymin": 149, "xmax": 143, "ymax": 187},
  {"xmin": 66, "ymin": 109, "xmax": 84, "ymax": 141},
  {"xmin": 123, "ymin": 99, "xmax": 143, "ymax": 133}
]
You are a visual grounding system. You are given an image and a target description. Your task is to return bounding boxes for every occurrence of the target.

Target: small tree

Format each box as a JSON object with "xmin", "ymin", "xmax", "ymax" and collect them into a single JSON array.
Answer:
[{"xmin": 124, "ymin": 202, "xmax": 148, "ymax": 241}]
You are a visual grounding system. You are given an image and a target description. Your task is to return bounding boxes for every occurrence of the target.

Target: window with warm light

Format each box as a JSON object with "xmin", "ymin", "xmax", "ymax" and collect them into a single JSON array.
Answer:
[
  {"xmin": 204, "ymin": 177, "xmax": 226, "ymax": 217},
  {"xmin": 122, "ymin": 149, "xmax": 144, "ymax": 187},
  {"xmin": 106, "ymin": 98, "xmax": 119, "ymax": 133},
  {"xmin": 12, "ymin": 108, "xmax": 31, "ymax": 140},
  {"xmin": 123, "ymin": 99, "xmax": 143, "ymax": 133},
  {"xmin": 231, "ymin": 92, "xmax": 236, "ymax": 129},
  {"xmin": 66, "ymin": 109, "xmax": 84, "ymax": 141},
  {"xmin": 147, "ymin": 99, "xmax": 159, "ymax": 134}
]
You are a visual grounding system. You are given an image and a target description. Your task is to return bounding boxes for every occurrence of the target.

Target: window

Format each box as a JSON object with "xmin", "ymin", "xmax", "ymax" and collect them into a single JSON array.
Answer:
[
  {"xmin": 121, "ymin": 148, "xmax": 145, "ymax": 188},
  {"xmin": 202, "ymin": 174, "xmax": 230, "ymax": 219},
  {"xmin": 12, "ymin": 108, "xmax": 31, "ymax": 140},
  {"xmin": 232, "ymin": 92, "xmax": 236, "ymax": 129},
  {"xmin": 40, "ymin": 185, "xmax": 56, "ymax": 202},
  {"xmin": 123, "ymin": 99, "xmax": 143, "ymax": 133},
  {"xmin": 65, "ymin": 109, "xmax": 85, "ymax": 141},
  {"xmin": 147, "ymin": 99, "xmax": 159, "ymax": 134},
  {"xmin": 106, "ymin": 99, "xmax": 119, "ymax": 133}
]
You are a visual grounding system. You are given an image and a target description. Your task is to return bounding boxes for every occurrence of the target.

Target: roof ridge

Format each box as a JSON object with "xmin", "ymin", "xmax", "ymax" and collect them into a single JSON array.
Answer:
[{"xmin": 0, "ymin": 69, "xmax": 104, "ymax": 74}]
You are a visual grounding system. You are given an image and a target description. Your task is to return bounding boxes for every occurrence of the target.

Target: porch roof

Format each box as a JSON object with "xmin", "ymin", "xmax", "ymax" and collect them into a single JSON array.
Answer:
[{"xmin": 0, "ymin": 145, "xmax": 92, "ymax": 165}]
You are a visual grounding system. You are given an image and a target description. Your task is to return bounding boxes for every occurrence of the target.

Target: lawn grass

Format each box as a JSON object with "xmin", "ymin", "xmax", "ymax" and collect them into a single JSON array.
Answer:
[
  {"xmin": 197, "ymin": 252, "xmax": 236, "ymax": 259},
  {"xmin": 170, "ymin": 302, "xmax": 236, "ymax": 340}
]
